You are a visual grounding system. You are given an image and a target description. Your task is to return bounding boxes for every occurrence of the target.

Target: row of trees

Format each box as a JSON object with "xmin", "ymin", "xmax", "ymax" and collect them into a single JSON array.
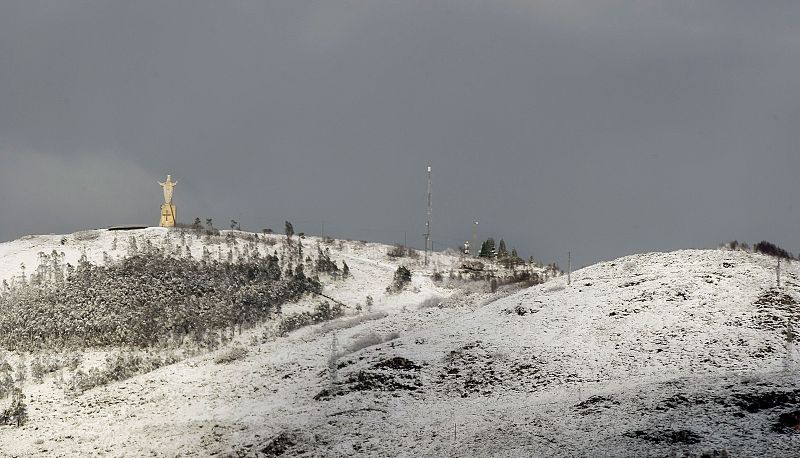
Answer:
[
  {"xmin": 478, "ymin": 238, "xmax": 526, "ymax": 267},
  {"xmin": 725, "ymin": 240, "xmax": 796, "ymax": 260}
]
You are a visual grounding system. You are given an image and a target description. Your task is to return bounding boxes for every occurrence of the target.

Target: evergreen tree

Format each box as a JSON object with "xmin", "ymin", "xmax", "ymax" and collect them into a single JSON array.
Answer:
[
  {"xmin": 479, "ymin": 238, "xmax": 496, "ymax": 258},
  {"xmin": 285, "ymin": 221, "xmax": 294, "ymax": 238},
  {"xmin": 498, "ymin": 239, "xmax": 508, "ymax": 258}
]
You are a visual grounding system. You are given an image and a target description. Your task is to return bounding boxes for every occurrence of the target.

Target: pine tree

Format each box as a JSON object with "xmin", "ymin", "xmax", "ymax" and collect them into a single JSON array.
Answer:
[
  {"xmin": 498, "ymin": 239, "xmax": 508, "ymax": 258},
  {"xmin": 479, "ymin": 238, "xmax": 496, "ymax": 258},
  {"xmin": 285, "ymin": 221, "xmax": 294, "ymax": 238}
]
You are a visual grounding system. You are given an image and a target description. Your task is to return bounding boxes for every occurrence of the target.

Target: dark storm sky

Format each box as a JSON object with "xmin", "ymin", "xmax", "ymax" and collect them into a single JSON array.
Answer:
[{"xmin": 1, "ymin": 1, "xmax": 799, "ymax": 267}]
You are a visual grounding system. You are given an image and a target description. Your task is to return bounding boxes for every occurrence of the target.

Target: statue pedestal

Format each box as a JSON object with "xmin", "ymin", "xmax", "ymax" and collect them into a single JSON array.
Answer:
[{"xmin": 160, "ymin": 203, "xmax": 177, "ymax": 227}]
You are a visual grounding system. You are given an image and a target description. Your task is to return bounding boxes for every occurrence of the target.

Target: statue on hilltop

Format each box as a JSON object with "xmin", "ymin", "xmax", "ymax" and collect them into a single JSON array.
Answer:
[
  {"xmin": 159, "ymin": 174, "xmax": 178, "ymax": 204},
  {"xmin": 158, "ymin": 174, "xmax": 178, "ymax": 227}
]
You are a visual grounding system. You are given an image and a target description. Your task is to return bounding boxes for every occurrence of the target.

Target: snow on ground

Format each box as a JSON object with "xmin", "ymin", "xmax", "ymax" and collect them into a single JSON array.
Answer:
[{"xmin": 2, "ymin": 232, "xmax": 798, "ymax": 456}]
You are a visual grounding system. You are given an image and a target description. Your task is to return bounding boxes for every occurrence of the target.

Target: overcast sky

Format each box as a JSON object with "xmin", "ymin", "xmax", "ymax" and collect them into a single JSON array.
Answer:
[{"xmin": 1, "ymin": 1, "xmax": 799, "ymax": 267}]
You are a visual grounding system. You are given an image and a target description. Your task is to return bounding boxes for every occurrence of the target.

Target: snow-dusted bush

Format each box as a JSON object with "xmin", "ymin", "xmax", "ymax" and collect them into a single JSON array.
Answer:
[
  {"xmin": 0, "ymin": 387, "xmax": 27, "ymax": 426},
  {"xmin": 31, "ymin": 352, "xmax": 82, "ymax": 383},
  {"xmin": 386, "ymin": 266, "xmax": 412, "ymax": 293},
  {"xmin": 276, "ymin": 301, "xmax": 345, "ymax": 336},
  {"xmin": 214, "ymin": 345, "xmax": 248, "ymax": 364},
  {"xmin": 544, "ymin": 282, "xmax": 565, "ymax": 293},
  {"xmin": 386, "ymin": 245, "xmax": 406, "ymax": 258},
  {"xmin": 312, "ymin": 312, "xmax": 389, "ymax": 335},
  {"xmin": 64, "ymin": 351, "xmax": 172, "ymax": 395},
  {"xmin": 754, "ymin": 241, "xmax": 795, "ymax": 260},
  {"xmin": 0, "ymin": 357, "xmax": 12, "ymax": 399},
  {"xmin": 340, "ymin": 331, "xmax": 400, "ymax": 356},
  {"xmin": 418, "ymin": 295, "xmax": 443, "ymax": 309}
]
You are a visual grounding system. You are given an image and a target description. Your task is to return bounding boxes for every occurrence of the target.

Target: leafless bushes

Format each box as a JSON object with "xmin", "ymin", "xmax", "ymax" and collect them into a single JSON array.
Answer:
[
  {"xmin": 312, "ymin": 312, "xmax": 389, "ymax": 336},
  {"xmin": 30, "ymin": 352, "xmax": 82, "ymax": 383},
  {"xmin": 418, "ymin": 295, "xmax": 443, "ymax": 309},
  {"xmin": 63, "ymin": 350, "xmax": 180, "ymax": 395},
  {"xmin": 276, "ymin": 301, "xmax": 345, "ymax": 336}
]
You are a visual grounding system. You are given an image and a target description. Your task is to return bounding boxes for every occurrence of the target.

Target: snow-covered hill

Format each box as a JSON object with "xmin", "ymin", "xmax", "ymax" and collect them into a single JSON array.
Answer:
[{"xmin": 1, "ymin": 235, "xmax": 798, "ymax": 456}]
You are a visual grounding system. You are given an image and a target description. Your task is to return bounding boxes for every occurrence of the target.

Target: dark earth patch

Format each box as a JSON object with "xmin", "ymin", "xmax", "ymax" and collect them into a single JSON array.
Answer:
[
  {"xmin": 372, "ymin": 356, "xmax": 421, "ymax": 371},
  {"xmin": 752, "ymin": 289, "xmax": 799, "ymax": 333},
  {"xmin": 574, "ymin": 395, "xmax": 619, "ymax": 415},
  {"xmin": 436, "ymin": 341, "xmax": 503, "ymax": 397},
  {"xmin": 624, "ymin": 429, "xmax": 701, "ymax": 445},
  {"xmin": 772, "ymin": 410, "xmax": 800, "ymax": 433},
  {"xmin": 732, "ymin": 389, "xmax": 800, "ymax": 413}
]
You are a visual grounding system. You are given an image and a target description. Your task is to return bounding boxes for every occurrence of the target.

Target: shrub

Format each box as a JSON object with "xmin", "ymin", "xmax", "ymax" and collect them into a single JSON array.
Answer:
[
  {"xmin": 0, "ymin": 387, "xmax": 27, "ymax": 426},
  {"xmin": 63, "ymin": 351, "xmax": 176, "ymax": 395},
  {"xmin": 418, "ymin": 295, "xmax": 443, "ymax": 309},
  {"xmin": 313, "ymin": 312, "xmax": 388, "ymax": 335},
  {"xmin": 386, "ymin": 266, "xmax": 412, "ymax": 293},
  {"xmin": 754, "ymin": 241, "xmax": 794, "ymax": 260},
  {"xmin": 340, "ymin": 331, "xmax": 400, "ymax": 356},
  {"xmin": 214, "ymin": 345, "xmax": 248, "ymax": 364},
  {"xmin": 276, "ymin": 301, "xmax": 345, "ymax": 336},
  {"xmin": 387, "ymin": 245, "xmax": 406, "ymax": 258}
]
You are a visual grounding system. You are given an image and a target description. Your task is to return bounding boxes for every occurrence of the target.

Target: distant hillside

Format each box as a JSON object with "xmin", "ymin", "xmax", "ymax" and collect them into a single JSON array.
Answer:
[{"xmin": 9, "ymin": 233, "xmax": 794, "ymax": 456}]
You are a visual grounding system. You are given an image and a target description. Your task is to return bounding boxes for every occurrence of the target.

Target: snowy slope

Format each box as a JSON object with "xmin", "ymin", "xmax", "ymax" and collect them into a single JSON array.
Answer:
[{"xmin": 2, "ymin": 242, "xmax": 798, "ymax": 456}]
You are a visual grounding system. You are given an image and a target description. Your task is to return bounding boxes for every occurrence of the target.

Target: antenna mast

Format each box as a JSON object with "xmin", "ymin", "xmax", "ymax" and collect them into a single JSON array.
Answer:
[{"xmin": 425, "ymin": 164, "xmax": 432, "ymax": 266}]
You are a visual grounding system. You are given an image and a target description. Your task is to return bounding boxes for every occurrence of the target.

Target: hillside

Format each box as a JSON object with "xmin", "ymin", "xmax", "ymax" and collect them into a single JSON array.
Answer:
[{"xmin": 1, "ymin": 234, "xmax": 798, "ymax": 456}]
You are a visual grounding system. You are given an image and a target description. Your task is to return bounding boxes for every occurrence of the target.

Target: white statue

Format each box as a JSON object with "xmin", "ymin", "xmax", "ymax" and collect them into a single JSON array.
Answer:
[{"xmin": 159, "ymin": 174, "xmax": 177, "ymax": 204}]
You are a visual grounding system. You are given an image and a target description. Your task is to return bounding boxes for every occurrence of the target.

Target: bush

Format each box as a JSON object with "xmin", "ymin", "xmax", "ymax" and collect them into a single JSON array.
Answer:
[
  {"xmin": 276, "ymin": 301, "xmax": 345, "ymax": 336},
  {"xmin": 64, "ymin": 351, "xmax": 175, "ymax": 395},
  {"xmin": 386, "ymin": 266, "xmax": 412, "ymax": 293},
  {"xmin": 30, "ymin": 352, "xmax": 82, "ymax": 383},
  {"xmin": 754, "ymin": 241, "xmax": 794, "ymax": 260},
  {"xmin": 214, "ymin": 345, "xmax": 248, "ymax": 364},
  {"xmin": 387, "ymin": 245, "xmax": 406, "ymax": 258},
  {"xmin": 418, "ymin": 295, "xmax": 443, "ymax": 309},
  {"xmin": 0, "ymin": 387, "xmax": 27, "ymax": 426},
  {"xmin": 340, "ymin": 331, "xmax": 400, "ymax": 356},
  {"xmin": 312, "ymin": 312, "xmax": 388, "ymax": 335}
]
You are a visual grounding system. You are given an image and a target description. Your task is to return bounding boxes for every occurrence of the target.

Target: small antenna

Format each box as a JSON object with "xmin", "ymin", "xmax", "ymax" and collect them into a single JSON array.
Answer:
[{"xmin": 424, "ymin": 164, "xmax": 432, "ymax": 266}]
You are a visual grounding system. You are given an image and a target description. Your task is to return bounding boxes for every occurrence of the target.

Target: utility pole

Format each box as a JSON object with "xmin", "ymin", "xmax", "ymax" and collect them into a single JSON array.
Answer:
[
  {"xmin": 777, "ymin": 258, "xmax": 781, "ymax": 288},
  {"xmin": 321, "ymin": 221, "xmax": 325, "ymax": 239},
  {"xmin": 567, "ymin": 251, "xmax": 571, "ymax": 285},
  {"xmin": 472, "ymin": 221, "xmax": 478, "ymax": 257},
  {"xmin": 424, "ymin": 164, "xmax": 432, "ymax": 266}
]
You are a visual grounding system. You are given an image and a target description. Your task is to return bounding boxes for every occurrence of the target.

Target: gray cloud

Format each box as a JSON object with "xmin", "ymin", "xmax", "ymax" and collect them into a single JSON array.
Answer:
[{"xmin": 1, "ymin": 1, "xmax": 799, "ymax": 267}]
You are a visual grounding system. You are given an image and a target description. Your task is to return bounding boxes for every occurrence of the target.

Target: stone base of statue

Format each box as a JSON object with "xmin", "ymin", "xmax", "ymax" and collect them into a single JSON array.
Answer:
[{"xmin": 160, "ymin": 203, "xmax": 177, "ymax": 227}]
